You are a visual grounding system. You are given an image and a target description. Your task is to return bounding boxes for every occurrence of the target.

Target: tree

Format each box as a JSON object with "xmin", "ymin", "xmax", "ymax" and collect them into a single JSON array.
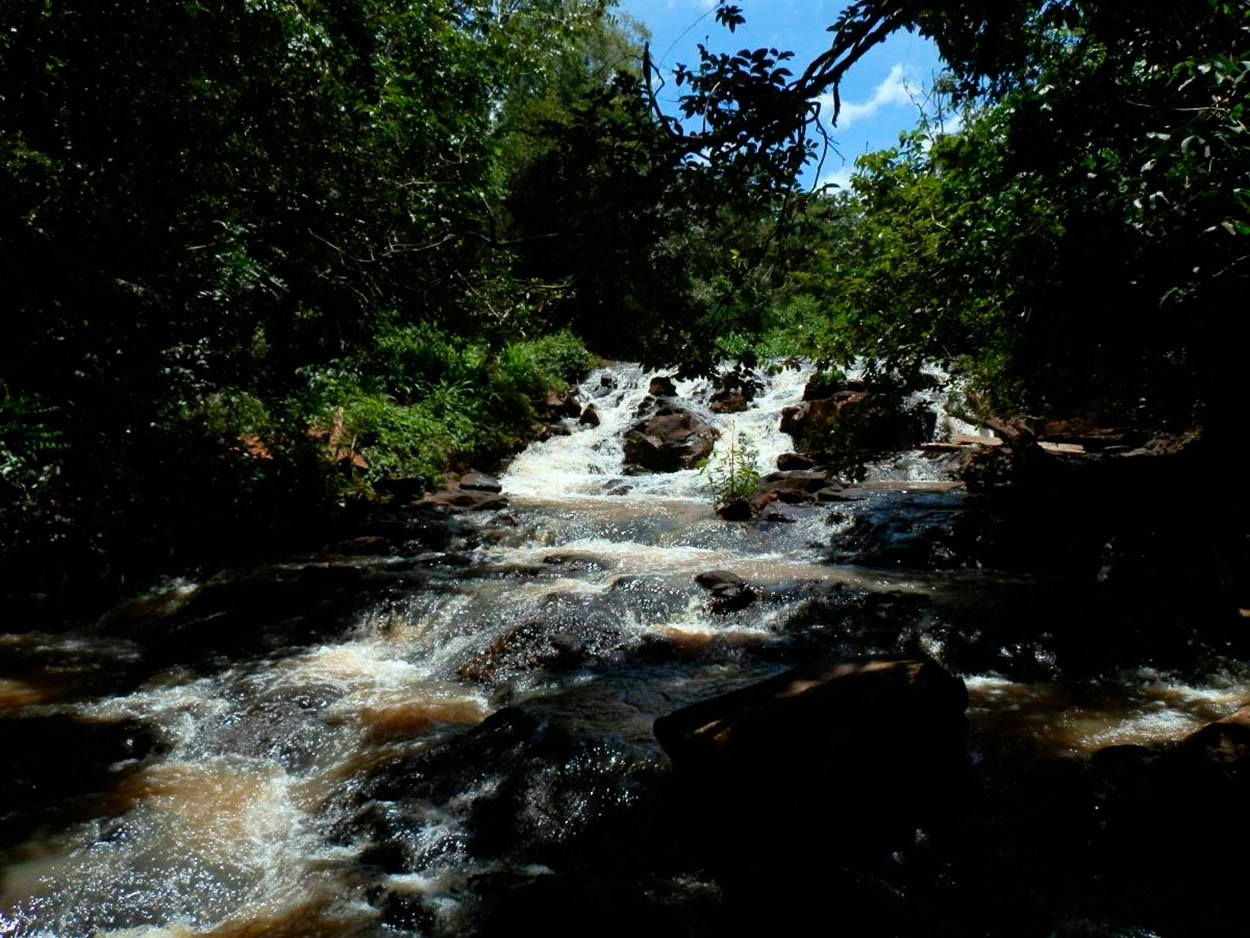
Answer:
[
  {"xmin": 662, "ymin": 0, "xmax": 1249, "ymax": 433},
  {"xmin": 0, "ymin": 0, "xmax": 640, "ymax": 585}
]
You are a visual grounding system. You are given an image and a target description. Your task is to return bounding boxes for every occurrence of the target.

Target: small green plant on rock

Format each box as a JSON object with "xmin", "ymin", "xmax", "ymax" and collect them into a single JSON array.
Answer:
[{"xmin": 701, "ymin": 427, "xmax": 762, "ymax": 519}]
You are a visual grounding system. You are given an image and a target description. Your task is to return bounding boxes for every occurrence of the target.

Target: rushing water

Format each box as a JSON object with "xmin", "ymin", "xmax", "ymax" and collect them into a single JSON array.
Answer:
[{"xmin": 1, "ymin": 363, "xmax": 1246, "ymax": 937}]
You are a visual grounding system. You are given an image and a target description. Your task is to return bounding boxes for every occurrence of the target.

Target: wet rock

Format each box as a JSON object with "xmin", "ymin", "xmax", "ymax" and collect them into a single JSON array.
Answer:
[
  {"xmin": 542, "ymin": 552, "xmax": 609, "ymax": 574},
  {"xmin": 830, "ymin": 493, "xmax": 1006, "ymax": 571},
  {"xmin": 579, "ymin": 404, "xmax": 601, "ymax": 427},
  {"xmin": 648, "ymin": 375, "xmax": 678, "ymax": 397},
  {"xmin": 816, "ymin": 486, "xmax": 850, "ymax": 502},
  {"xmin": 396, "ymin": 512, "xmax": 456, "ymax": 551},
  {"xmin": 757, "ymin": 468, "xmax": 845, "ymax": 505},
  {"xmin": 780, "ymin": 392, "xmax": 864, "ymax": 451},
  {"xmin": 694, "ymin": 570, "xmax": 756, "ymax": 613},
  {"xmin": 419, "ymin": 485, "xmax": 509, "ymax": 512},
  {"xmin": 452, "ymin": 562, "xmax": 545, "ymax": 580},
  {"xmin": 105, "ymin": 566, "xmax": 374, "ymax": 668},
  {"xmin": 654, "ymin": 656, "xmax": 968, "ymax": 856},
  {"xmin": 333, "ymin": 535, "xmax": 394, "ymax": 556},
  {"xmin": 776, "ymin": 452, "xmax": 817, "ymax": 470},
  {"xmin": 708, "ymin": 388, "xmax": 747, "ymax": 414},
  {"xmin": 632, "ymin": 395, "xmax": 659, "ymax": 419},
  {"xmin": 622, "ymin": 405, "xmax": 718, "ymax": 473},
  {"xmin": 747, "ymin": 490, "xmax": 780, "ymax": 516},
  {"xmin": 536, "ymin": 423, "xmax": 573, "ymax": 441},
  {"xmin": 1095, "ymin": 706, "xmax": 1250, "ymax": 884},
  {"xmin": 543, "ymin": 389, "xmax": 582, "ymax": 419},
  {"xmin": 708, "ymin": 368, "xmax": 764, "ymax": 414},
  {"xmin": 459, "ymin": 471, "xmax": 503, "ymax": 493},
  {"xmin": 0, "ymin": 714, "xmax": 164, "ymax": 845},
  {"xmin": 377, "ymin": 890, "xmax": 437, "ymax": 932},
  {"xmin": 803, "ymin": 373, "xmax": 868, "ymax": 401},
  {"xmin": 762, "ymin": 505, "xmax": 802, "ymax": 523},
  {"xmin": 353, "ymin": 707, "xmax": 666, "ymax": 872},
  {"xmin": 359, "ymin": 839, "xmax": 411, "ymax": 874},
  {"xmin": 299, "ymin": 562, "xmax": 366, "ymax": 588},
  {"xmin": 201, "ymin": 682, "xmax": 342, "ymax": 771},
  {"xmin": 607, "ymin": 575, "xmax": 691, "ymax": 624},
  {"xmin": 456, "ymin": 596, "xmax": 628, "ymax": 683},
  {"xmin": 770, "ymin": 588, "xmax": 938, "ymax": 662},
  {"xmin": 714, "ymin": 498, "xmax": 755, "ymax": 521}
]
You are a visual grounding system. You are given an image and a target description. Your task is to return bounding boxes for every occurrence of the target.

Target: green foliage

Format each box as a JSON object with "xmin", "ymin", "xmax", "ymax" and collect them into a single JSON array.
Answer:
[
  {"xmin": 0, "ymin": 0, "xmax": 621, "ymax": 580},
  {"xmin": 700, "ymin": 430, "xmax": 762, "ymax": 512},
  {"xmin": 512, "ymin": 330, "xmax": 598, "ymax": 391},
  {"xmin": 746, "ymin": 0, "xmax": 1249, "ymax": 437},
  {"xmin": 0, "ymin": 391, "xmax": 65, "ymax": 525},
  {"xmin": 294, "ymin": 325, "xmax": 595, "ymax": 500}
]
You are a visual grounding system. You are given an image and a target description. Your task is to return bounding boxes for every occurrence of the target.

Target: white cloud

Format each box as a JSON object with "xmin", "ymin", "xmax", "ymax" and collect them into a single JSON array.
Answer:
[
  {"xmin": 818, "ymin": 63, "xmax": 920, "ymax": 129},
  {"xmin": 815, "ymin": 163, "xmax": 855, "ymax": 193}
]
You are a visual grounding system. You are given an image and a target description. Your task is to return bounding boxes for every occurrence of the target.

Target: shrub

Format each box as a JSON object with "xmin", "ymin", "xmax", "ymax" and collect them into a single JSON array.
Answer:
[{"xmin": 701, "ymin": 430, "xmax": 762, "ymax": 516}]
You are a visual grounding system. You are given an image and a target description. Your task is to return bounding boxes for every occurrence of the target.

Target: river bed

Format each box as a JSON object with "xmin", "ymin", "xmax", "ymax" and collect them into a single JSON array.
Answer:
[{"xmin": 2, "ymin": 363, "xmax": 1245, "ymax": 937}]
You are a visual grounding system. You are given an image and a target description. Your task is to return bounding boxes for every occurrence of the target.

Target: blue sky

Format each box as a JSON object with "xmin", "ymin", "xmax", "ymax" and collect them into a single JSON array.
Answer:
[{"xmin": 617, "ymin": 0, "xmax": 947, "ymax": 189}]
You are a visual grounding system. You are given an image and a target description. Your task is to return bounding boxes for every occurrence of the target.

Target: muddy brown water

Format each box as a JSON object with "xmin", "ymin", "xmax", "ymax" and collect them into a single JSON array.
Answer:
[{"xmin": 2, "ymin": 364, "xmax": 1245, "ymax": 937}]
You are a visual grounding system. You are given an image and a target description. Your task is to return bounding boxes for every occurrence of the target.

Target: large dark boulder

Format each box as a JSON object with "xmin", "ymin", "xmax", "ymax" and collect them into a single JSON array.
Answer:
[
  {"xmin": 456, "ymin": 593, "xmax": 628, "ymax": 683},
  {"xmin": 0, "ymin": 714, "xmax": 164, "ymax": 846},
  {"xmin": 1094, "ymin": 706, "xmax": 1250, "ymax": 889},
  {"xmin": 694, "ymin": 570, "xmax": 756, "ymax": 613},
  {"xmin": 781, "ymin": 390, "xmax": 934, "ymax": 456},
  {"xmin": 622, "ymin": 405, "xmax": 718, "ymax": 472},
  {"xmin": 780, "ymin": 391, "xmax": 869, "ymax": 452},
  {"xmin": 654, "ymin": 656, "xmax": 968, "ymax": 856}
]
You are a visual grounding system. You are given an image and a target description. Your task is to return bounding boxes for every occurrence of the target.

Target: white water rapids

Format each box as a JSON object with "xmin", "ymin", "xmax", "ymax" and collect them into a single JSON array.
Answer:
[{"xmin": 1, "ymin": 362, "xmax": 1246, "ymax": 937}]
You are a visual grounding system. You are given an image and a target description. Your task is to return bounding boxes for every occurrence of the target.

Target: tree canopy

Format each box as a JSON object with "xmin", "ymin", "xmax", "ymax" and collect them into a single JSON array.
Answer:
[{"xmin": 666, "ymin": 0, "xmax": 1249, "ymax": 429}]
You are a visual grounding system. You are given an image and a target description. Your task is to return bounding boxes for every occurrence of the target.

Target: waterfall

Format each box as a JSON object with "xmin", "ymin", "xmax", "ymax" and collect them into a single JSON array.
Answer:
[{"xmin": 503, "ymin": 362, "xmax": 813, "ymax": 502}]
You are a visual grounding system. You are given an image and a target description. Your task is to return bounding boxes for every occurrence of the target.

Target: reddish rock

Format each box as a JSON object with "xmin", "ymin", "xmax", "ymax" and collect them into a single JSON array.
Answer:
[
  {"xmin": 779, "ymin": 392, "xmax": 868, "ymax": 451},
  {"xmin": 757, "ymin": 468, "xmax": 844, "ymax": 504},
  {"xmin": 709, "ymin": 368, "xmax": 763, "ymax": 414},
  {"xmin": 622, "ymin": 406, "xmax": 718, "ymax": 472},
  {"xmin": 543, "ymin": 389, "xmax": 582, "ymax": 419},
  {"xmin": 648, "ymin": 375, "xmax": 678, "ymax": 397},
  {"xmin": 781, "ymin": 390, "xmax": 934, "ymax": 456},
  {"xmin": 708, "ymin": 389, "xmax": 747, "ymax": 414}
]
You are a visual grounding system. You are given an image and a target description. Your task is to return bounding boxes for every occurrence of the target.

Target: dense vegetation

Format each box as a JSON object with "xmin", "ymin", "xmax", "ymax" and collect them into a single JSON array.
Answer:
[
  {"xmin": 695, "ymin": 1, "xmax": 1250, "ymax": 435},
  {"xmin": 2, "ymin": 0, "xmax": 1247, "ymax": 596},
  {"xmin": 0, "ymin": 0, "xmax": 652, "ymax": 592}
]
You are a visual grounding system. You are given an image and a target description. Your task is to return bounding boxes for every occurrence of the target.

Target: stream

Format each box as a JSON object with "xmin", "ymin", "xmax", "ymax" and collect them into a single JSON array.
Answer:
[{"xmin": 2, "ymin": 362, "xmax": 1247, "ymax": 937}]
